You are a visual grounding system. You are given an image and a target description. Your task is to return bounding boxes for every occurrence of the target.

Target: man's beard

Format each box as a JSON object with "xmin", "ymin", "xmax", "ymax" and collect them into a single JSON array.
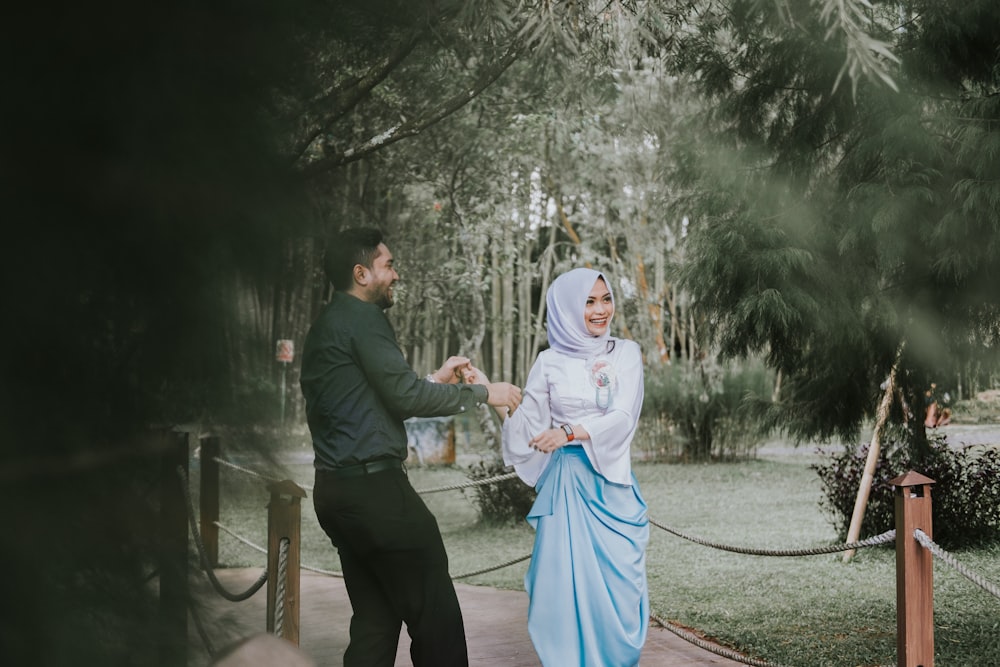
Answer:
[{"xmin": 374, "ymin": 283, "xmax": 394, "ymax": 309}]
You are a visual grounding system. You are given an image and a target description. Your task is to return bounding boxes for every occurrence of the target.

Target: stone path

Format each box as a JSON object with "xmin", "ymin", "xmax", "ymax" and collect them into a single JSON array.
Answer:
[{"xmin": 192, "ymin": 568, "xmax": 747, "ymax": 666}]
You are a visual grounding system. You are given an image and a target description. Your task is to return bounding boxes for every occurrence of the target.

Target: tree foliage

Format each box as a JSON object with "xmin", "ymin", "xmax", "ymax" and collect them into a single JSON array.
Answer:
[
  {"xmin": 669, "ymin": 0, "xmax": 1000, "ymax": 452},
  {"xmin": 7, "ymin": 0, "xmax": 996, "ymax": 660}
]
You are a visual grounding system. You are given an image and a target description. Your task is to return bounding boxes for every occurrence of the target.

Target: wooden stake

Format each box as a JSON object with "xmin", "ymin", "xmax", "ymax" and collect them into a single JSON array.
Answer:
[{"xmin": 843, "ymin": 348, "xmax": 902, "ymax": 562}]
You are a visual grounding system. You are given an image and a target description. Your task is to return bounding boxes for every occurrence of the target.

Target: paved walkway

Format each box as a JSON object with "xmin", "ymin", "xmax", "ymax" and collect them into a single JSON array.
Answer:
[{"xmin": 191, "ymin": 568, "xmax": 747, "ymax": 666}]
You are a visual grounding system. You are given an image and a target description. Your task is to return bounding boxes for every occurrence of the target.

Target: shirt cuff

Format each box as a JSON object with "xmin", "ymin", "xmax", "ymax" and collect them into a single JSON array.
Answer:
[{"xmin": 465, "ymin": 383, "xmax": 489, "ymax": 406}]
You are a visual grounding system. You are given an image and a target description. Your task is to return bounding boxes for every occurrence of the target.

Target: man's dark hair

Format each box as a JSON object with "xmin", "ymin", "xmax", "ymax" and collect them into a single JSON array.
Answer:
[{"xmin": 323, "ymin": 227, "xmax": 384, "ymax": 290}]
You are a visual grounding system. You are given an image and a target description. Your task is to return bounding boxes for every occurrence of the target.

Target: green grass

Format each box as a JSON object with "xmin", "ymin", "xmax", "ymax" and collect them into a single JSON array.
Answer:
[{"xmin": 193, "ymin": 432, "xmax": 1000, "ymax": 667}]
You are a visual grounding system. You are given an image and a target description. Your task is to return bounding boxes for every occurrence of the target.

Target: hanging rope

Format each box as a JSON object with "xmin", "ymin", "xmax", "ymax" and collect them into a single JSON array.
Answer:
[
  {"xmin": 176, "ymin": 466, "xmax": 268, "ymax": 602},
  {"xmin": 415, "ymin": 470, "xmax": 520, "ymax": 494},
  {"xmin": 914, "ymin": 529, "xmax": 1000, "ymax": 601},
  {"xmin": 301, "ymin": 562, "xmax": 345, "ymax": 578},
  {"xmin": 452, "ymin": 554, "xmax": 532, "ymax": 579},
  {"xmin": 215, "ymin": 521, "xmax": 267, "ymax": 555},
  {"xmin": 650, "ymin": 612, "xmax": 790, "ymax": 667},
  {"xmin": 216, "ymin": 520, "xmax": 342, "ymax": 578},
  {"xmin": 650, "ymin": 518, "xmax": 896, "ymax": 557},
  {"xmin": 218, "ymin": 514, "xmax": 529, "ymax": 581},
  {"xmin": 213, "ymin": 457, "xmax": 283, "ymax": 485},
  {"xmin": 213, "ymin": 456, "xmax": 518, "ymax": 495}
]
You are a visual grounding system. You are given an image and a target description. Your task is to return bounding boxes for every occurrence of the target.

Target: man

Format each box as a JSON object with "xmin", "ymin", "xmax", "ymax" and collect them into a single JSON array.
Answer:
[{"xmin": 300, "ymin": 227, "xmax": 521, "ymax": 666}]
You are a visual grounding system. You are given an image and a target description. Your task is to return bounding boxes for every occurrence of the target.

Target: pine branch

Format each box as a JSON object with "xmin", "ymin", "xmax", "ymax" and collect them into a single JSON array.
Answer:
[
  {"xmin": 288, "ymin": 26, "xmax": 427, "ymax": 163},
  {"xmin": 818, "ymin": 0, "xmax": 899, "ymax": 97},
  {"xmin": 297, "ymin": 43, "xmax": 523, "ymax": 176}
]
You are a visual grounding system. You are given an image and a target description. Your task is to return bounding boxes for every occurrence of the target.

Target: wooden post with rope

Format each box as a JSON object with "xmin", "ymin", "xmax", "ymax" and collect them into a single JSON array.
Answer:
[
  {"xmin": 891, "ymin": 471, "xmax": 935, "ymax": 667},
  {"xmin": 843, "ymin": 348, "xmax": 902, "ymax": 562},
  {"xmin": 266, "ymin": 480, "xmax": 305, "ymax": 644},
  {"xmin": 199, "ymin": 435, "xmax": 221, "ymax": 568}
]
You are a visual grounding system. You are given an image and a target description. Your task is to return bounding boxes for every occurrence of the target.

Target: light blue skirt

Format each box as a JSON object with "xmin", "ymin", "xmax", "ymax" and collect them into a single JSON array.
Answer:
[{"xmin": 525, "ymin": 445, "xmax": 649, "ymax": 667}]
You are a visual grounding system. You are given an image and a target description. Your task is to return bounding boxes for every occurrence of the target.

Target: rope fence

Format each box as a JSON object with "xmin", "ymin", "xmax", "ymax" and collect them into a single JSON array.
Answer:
[
  {"xmin": 177, "ymin": 466, "xmax": 268, "ymax": 602},
  {"xmin": 187, "ymin": 445, "xmax": 1000, "ymax": 667},
  {"xmin": 214, "ymin": 456, "xmax": 283, "ymax": 485},
  {"xmin": 644, "ymin": 522, "xmax": 897, "ymax": 667},
  {"xmin": 650, "ymin": 612, "xmax": 791, "ymax": 667},
  {"xmin": 650, "ymin": 520, "xmax": 897, "ymax": 557},
  {"xmin": 176, "ymin": 463, "xmax": 304, "ymax": 656},
  {"xmin": 209, "ymin": 460, "xmax": 535, "ymax": 580},
  {"xmin": 914, "ymin": 529, "xmax": 1000, "ymax": 602},
  {"xmin": 212, "ymin": 455, "xmax": 520, "ymax": 495}
]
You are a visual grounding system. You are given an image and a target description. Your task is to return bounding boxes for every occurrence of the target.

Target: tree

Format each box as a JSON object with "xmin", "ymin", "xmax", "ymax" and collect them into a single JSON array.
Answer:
[
  {"xmin": 281, "ymin": 0, "xmax": 906, "ymax": 396},
  {"xmin": 0, "ymin": 1, "xmax": 924, "ymax": 661},
  {"xmin": 668, "ymin": 0, "xmax": 1000, "ymax": 455}
]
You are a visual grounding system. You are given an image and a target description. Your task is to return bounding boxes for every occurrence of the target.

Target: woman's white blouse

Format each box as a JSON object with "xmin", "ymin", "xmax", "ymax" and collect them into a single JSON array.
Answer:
[{"xmin": 501, "ymin": 338, "xmax": 644, "ymax": 486}]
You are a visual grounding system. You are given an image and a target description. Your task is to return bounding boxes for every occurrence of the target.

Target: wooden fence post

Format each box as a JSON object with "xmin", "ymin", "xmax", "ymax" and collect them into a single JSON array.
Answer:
[
  {"xmin": 266, "ymin": 480, "xmax": 306, "ymax": 645},
  {"xmin": 159, "ymin": 429, "xmax": 190, "ymax": 667},
  {"xmin": 199, "ymin": 435, "xmax": 221, "ymax": 568},
  {"xmin": 891, "ymin": 470, "xmax": 935, "ymax": 667}
]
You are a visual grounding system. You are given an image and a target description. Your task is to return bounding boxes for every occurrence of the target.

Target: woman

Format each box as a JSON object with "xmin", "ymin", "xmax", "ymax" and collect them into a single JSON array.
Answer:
[{"xmin": 501, "ymin": 267, "xmax": 649, "ymax": 667}]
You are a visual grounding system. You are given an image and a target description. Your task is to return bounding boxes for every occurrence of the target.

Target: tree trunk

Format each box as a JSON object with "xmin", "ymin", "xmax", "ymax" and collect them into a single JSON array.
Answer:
[
  {"xmin": 516, "ymin": 233, "xmax": 534, "ymax": 385},
  {"xmin": 530, "ymin": 227, "xmax": 558, "ymax": 363},
  {"xmin": 491, "ymin": 243, "xmax": 501, "ymax": 379},
  {"xmin": 501, "ymin": 222, "xmax": 514, "ymax": 384}
]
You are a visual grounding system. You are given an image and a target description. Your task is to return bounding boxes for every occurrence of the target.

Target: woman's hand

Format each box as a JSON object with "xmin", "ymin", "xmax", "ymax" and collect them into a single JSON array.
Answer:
[
  {"xmin": 464, "ymin": 365, "xmax": 522, "ymax": 421},
  {"xmin": 529, "ymin": 427, "xmax": 574, "ymax": 453},
  {"xmin": 429, "ymin": 356, "xmax": 473, "ymax": 384},
  {"xmin": 461, "ymin": 364, "xmax": 489, "ymax": 385}
]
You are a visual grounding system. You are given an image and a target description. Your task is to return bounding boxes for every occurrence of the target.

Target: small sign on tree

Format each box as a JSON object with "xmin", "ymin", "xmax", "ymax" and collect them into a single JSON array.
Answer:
[
  {"xmin": 275, "ymin": 339, "xmax": 294, "ymax": 363},
  {"xmin": 275, "ymin": 339, "xmax": 294, "ymax": 423}
]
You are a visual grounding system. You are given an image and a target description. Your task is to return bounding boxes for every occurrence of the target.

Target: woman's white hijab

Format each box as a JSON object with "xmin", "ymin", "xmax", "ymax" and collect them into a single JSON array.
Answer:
[{"xmin": 545, "ymin": 267, "xmax": 614, "ymax": 359}]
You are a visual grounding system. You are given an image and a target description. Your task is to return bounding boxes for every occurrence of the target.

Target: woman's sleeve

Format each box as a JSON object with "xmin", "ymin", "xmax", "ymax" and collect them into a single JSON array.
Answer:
[
  {"xmin": 501, "ymin": 354, "xmax": 551, "ymax": 486},
  {"xmin": 578, "ymin": 340, "xmax": 644, "ymax": 485}
]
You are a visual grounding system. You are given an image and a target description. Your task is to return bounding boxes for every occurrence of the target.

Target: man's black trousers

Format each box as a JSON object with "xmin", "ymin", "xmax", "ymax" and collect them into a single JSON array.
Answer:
[{"xmin": 313, "ymin": 466, "xmax": 469, "ymax": 667}]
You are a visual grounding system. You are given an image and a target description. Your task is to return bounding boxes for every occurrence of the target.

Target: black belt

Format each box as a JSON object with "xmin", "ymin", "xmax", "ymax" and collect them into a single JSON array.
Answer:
[{"xmin": 322, "ymin": 458, "xmax": 403, "ymax": 478}]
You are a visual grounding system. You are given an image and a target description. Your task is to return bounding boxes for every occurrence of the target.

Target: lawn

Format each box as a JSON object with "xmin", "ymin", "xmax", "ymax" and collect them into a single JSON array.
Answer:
[{"xmin": 194, "ymin": 423, "xmax": 1000, "ymax": 667}]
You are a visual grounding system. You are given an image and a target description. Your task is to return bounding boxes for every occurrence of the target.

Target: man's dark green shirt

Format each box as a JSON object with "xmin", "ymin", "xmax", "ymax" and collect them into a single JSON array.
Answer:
[{"xmin": 300, "ymin": 291, "xmax": 488, "ymax": 470}]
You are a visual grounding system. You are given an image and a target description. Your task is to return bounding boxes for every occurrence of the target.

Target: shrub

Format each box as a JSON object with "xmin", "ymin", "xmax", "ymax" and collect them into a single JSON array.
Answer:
[
  {"xmin": 466, "ymin": 458, "xmax": 537, "ymax": 525},
  {"xmin": 813, "ymin": 428, "xmax": 1000, "ymax": 549},
  {"xmin": 951, "ymin": 396, "xmax": 1000, "ymax": 424},
  {"xmin": 639, "ymin": 358, "xmax": 774, "ymax": 462}
]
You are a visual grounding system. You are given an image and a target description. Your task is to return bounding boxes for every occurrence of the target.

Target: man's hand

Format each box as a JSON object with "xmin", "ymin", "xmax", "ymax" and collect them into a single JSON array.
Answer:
[
  {"xmin": 485, "ymin": 382, "xmax": 522, "ymax": 415},
  {"xmin": 429, "ymin": 356, "xmax": 473, "ymax": 384},
  {"xmin": 460, "ymin": 365, "xmax": 520, "ymax": 418}
]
